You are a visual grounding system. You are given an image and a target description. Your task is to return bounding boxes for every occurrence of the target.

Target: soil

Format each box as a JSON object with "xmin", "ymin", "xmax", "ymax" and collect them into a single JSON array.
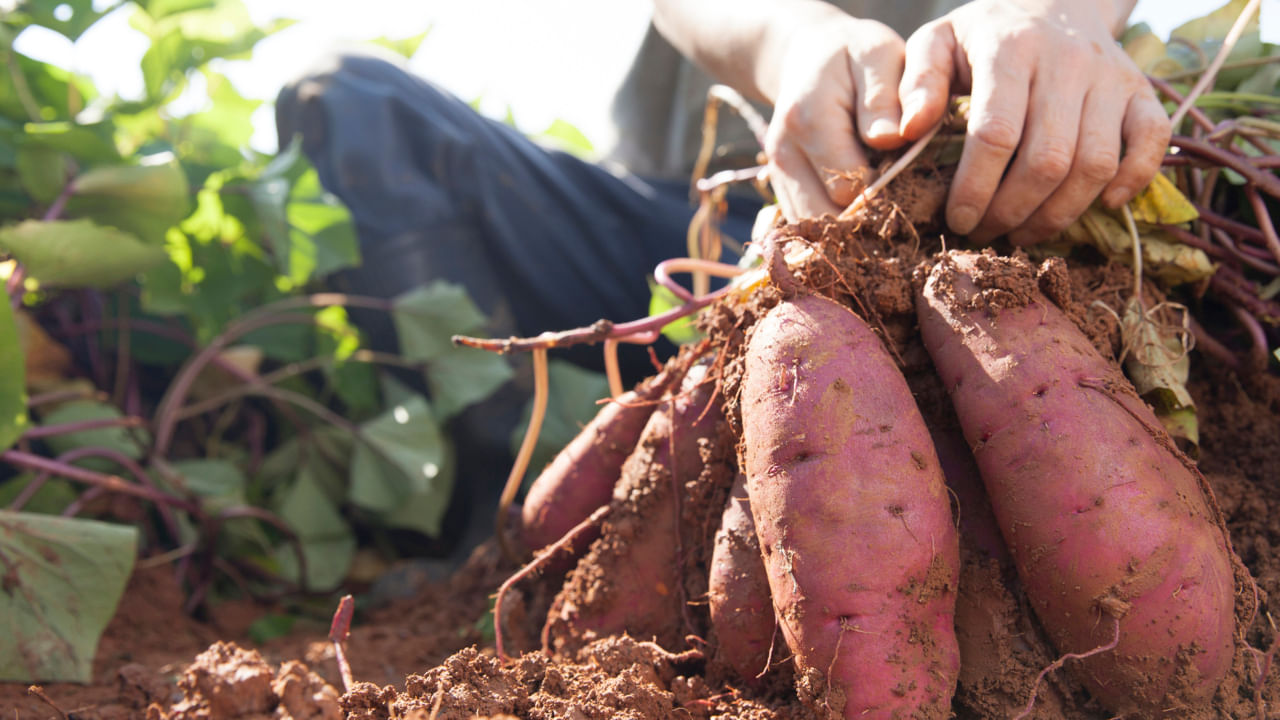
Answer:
[{"xmin": 5, "ymin": 174, "xmax": 1280, "ymax": 719}]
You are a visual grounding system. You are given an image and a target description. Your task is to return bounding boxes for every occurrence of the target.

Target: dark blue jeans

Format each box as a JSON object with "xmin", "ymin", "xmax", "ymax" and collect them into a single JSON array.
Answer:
[{"xmin": 276, "ymin": 52, "xmax": 759, "ymax": 382}]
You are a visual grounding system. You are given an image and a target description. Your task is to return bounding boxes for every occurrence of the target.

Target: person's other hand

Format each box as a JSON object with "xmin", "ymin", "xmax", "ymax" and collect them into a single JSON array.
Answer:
[
  {"xmin": 765, "ymin": 16, "xmax": 907, "ymax": 221},
  {"xmin": 897, "ymin": 0, "xmax": 1171, "ymax": 245}
]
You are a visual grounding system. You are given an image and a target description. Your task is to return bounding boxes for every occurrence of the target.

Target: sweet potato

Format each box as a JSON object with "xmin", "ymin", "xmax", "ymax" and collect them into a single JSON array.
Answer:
[
  {"xmin": 740, "ymin": 293, "xmax": 960, "ymax": 719},
  {"xmin": 521, "ymin": 369, "xmax": 674, "ymax": 553},
  {"xmin": 545, "ymin": 358, "xmax": 723, "ymax": 653},
  {"xmin": 708, "ymin": 472, "xmax": 775, "ymax": 686},
  {"xmin": 916, "ymin": 250, "xmax": 1238, "ymax": 715}
]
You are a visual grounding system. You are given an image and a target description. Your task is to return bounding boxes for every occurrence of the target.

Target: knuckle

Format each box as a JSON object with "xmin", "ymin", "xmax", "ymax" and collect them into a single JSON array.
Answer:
[
  {"xmin": 778, "ymin": 102, "xmax": 816, "ymax": 138},
  {"xmin": 971, "ymin": 116, "xmax": 1021, "ymax": 154},
  {"xmin": 1026, "ymin": 141, "xmax": 1073, "ymax": 183},
  {"xmin": 1078, "ymin": 148, "xmax": 1120, "ymax": 184}
]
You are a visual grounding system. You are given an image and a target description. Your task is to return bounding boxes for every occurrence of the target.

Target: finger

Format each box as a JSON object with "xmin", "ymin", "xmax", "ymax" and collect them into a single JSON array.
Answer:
[
  {"xmin": 773, "ymin": 96, "xmax": 869, "ymax": 208},
  {"xmin": 767, "ymin": 135, "xmax": 843, "ymax": 221},
  {"xmin": 1101, "ymin": 89, "xmax": 1172, "ymax": 208},
  {"xmin": 852, "ymin": 37, "xmax": 906, "ymax": 150},
  {"xmin": 898, "ymin": 20, "xmax": 957, "ymax": 140},
  {"xmin": 970, "ymin": 59, "xmax": 1085, "ymax": 243},
  {"xmin": 947, "ymin": 42, "xmax": 1029, "ymax": 235},
  {"xmin": 1008, "ymin": 86, "xmax": 1123, "ymax": 246}
]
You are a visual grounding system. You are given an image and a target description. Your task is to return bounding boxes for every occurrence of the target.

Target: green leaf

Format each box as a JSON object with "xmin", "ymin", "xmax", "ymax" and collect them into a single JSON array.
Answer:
[
  {"xmin": 534, "ymin": 118, "xmax": 595, "ymax": 158},
  {"xmin": 39, "ymin": 401, "xmax": 147, "ymax": 467},
  {"xmin": 167, "ymin": 458, "xmax": 244, "ymax": 501},
  {"xmin": 20, "ymin": 121, "xmax": 119, "ymax": 165},
  {"xmin": 425, "ymin": 344, "xmax": 514, "ymax": 421},
  {"xmin": 392, "ymin": 282, "xmax": 489, "ymax": 362},
  {"xmin": 0, "ymin": 475, "xmax": 76, "ymax": 515},
  {"xmin": 1171, "ymin": 0, "xmax": 1263, "ymax": 87},
  {"xmin": 8, "ymin": 0, "xmax": 118, "ymax": 41},
  {"xmin": 369, "ymin": 30, "xmax": 430, "ymax": 59},
  {"xmin": 251, "ymin": 147, "xmax": 359, "ymax": 285},
  {"xmin": 511, "ymin": 360, "xmax": 610, "ymax": 486},
  {"xmin": 0, "ymin": 219, "xmax": 167, "ymax": 288},
  {"xmin": 647, "ymin": 278, "xmax": 702, "ymax": 345},
  {"xmin": 140, "ymin": 0, "xmax": 217, "ymax": 20},
  {"xmin": 65, "ymin": 154, "xmax": 192, "ymax": 244},
  {"xmin": 0, "ymin": 510, "xmax": 137, "ymax": 682},
  {"xmin": 0, "ymin": 286, "xmax": 28, "ymax": 451},
  {"xmin": 274, "ymin": 466, "xmax": 355, "ymax": 591},
  {"xmin": 349, "ymin": 395, "xmax": 452, "ymax": 537},
  {"xmin": 15, "ymin": 145, "xmax": 68, "ymax": 203}
]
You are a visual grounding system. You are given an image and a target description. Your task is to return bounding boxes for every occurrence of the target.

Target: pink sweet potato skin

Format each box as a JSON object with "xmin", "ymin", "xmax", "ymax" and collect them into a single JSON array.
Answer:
[
  {"xmin": 916, "ymin": 251, "xmax": 1237, "ymax": 715},
  {"xmin": 521, "ymin": 370, "xmax": 673, "ymax": 553},
  {"xmin": 741, "ymin": 293, "xmax": 960, "ymax": 719},
  {"xmin": 708, "ymin": 473, "xmax": 775, "ymax": 685}
]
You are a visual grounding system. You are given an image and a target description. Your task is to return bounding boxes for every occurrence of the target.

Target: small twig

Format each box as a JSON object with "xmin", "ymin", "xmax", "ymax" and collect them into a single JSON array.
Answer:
[
  {"xmin": 1013, "ymin": 617, "xmax": 1122, "ymax": 720},
  {"xmin": 1121, "ymin": 204, "xmax": 1144, "ymax": 301},
  {"xmin": 42, "ymin": 180, "xmax": 77, "ymax": 223},
  {"xmin": 27, "ymin": 686, "xmax": 68, "ymax": 720},
  {"xmin": 694, "ymin": 165, "xmax": 768, "ymax": 194},
  {"xmin": 494, "ymin": 505, "xmax": 611, "ymax": 661},
  {"xmin": 26, "ymin": 387, "xmax": 107, "ymax": 408},
  {"xmin": 838, "ymin": 119, "xmax": 944, "ymax": 220},
  {"xmin": 1170, "ymin": 0, "xmax": 1261, "ymax": 131},
  {"xmin": 653, "ymin": 257, "xmax": 746, "ymax": 303},
  {"xmin": 1189, "ymin": 316, "xmax": 1242, "ymax": 371},
  {"xmin": 454, "ymin": 283, "xmax": 735, "ymax": 355},
  {"xmin": 328, "ymin": 595, "xmax": 356, "ymax": 693},
  {"xmin": 497, "ymin": 348, "xmax": 549, "ymax": 564}
]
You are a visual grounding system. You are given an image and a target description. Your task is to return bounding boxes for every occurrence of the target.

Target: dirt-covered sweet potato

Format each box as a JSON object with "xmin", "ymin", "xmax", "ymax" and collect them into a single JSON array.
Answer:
[
  {"xmin": 708, "ymin": 472, "xmax": 776, "ymax": 686},
  {"xmin": 545, "ymin": 359, "xmax": 723, "ymax": 653},
  {"xmin": 521, "ymin": 369, "xmax": 674, "ymax": 553},
  {"xmin": 740, "ymin": 292, "xmax": 960, "ymax": 719},
  {"xmin": 916, "ymin": 250, "xmax": 1239, "ymax": 715}
]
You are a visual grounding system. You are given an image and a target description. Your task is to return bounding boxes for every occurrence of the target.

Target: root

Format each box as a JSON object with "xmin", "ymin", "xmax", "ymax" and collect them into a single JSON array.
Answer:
[
  {"xmin": 495, "ymin": 504, "xmax": 612, "ymax": 661},
  {"xmin": 497, "ymin": 347, "xmax": 549, "ymax": 564},
  {"xmin": 1013, "ymin": 616, "xmax": 1122, "ymax": 720}
]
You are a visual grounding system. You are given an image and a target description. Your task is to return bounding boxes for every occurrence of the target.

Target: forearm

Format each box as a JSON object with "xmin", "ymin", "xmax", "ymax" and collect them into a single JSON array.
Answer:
[{"xmin": 651, "ymin": 0, "xmax": 850, "ymax": 103}]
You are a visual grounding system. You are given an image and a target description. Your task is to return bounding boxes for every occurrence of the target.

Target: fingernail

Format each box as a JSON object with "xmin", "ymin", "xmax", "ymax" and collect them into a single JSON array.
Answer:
[
  {"xmin": 950, "ymin": 205, "xmax": 979, "ymax": 234},
  {"xmin": 1104, "ymin": 186, "xmax": 1130, "ymax": 208},
  {"xmin": 868, "ymin": 117, "xmax": 897, "ymax": 139}
]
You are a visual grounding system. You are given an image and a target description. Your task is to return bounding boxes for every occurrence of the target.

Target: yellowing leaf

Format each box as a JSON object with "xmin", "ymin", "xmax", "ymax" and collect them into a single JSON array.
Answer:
[
  {"xmin": 1059, "ymin": 206, "xmax": 1215, "ymax": 286},
  {"xmin": 1128, "ymin": 173, "xmax": 1199, "ymax": 225},
  {"xmin": 1120, "ymin": 298, "xmax": 1198, "ymax": 449}
]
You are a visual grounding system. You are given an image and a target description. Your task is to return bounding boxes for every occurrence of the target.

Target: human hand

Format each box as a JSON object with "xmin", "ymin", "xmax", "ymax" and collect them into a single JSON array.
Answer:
[
  {"xmin": 897, "ymin": 0, "xmax": 1171, "ymax": 245},
  {"xmin": 764, "ymin": 15, "xmax": 907, "ymax": 221}
]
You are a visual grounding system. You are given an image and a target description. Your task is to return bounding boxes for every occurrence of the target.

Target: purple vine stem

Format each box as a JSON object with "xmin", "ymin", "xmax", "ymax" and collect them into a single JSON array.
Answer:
[
  {"xmin": 21, "ymin": 416, "xmax": 146, "ymax": 440},
  {"xmin": 150, "ymin": 294, "xmax": 394, "ymax": 462},
  {"xmin": 2, "ymin": 448, "xmax": 198, "ymax": 514}
]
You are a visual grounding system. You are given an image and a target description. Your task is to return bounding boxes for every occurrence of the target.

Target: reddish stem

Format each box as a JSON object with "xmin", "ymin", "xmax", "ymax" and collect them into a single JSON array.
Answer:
[
  {"xmin": 1246, "ymin": 184, "xmax": 1280, "ymax": 267},
  {"xmin": 1170, "ymin": 137, "xmax": 1280, "ymax": 199},
  {"xmin": 1, "ymin": 449, "xmax": 198, "ymax": 513},
  {"xmin": 21, "ymin": 415, "xmax": 146, "ymax": 439},
  {"xmin": 329, "ymin": 595, "xmax": 356, "ymax": 692},
  {"xmin": 1148, "ymin": 76, "xmax": 1217, "ymax": 133}
]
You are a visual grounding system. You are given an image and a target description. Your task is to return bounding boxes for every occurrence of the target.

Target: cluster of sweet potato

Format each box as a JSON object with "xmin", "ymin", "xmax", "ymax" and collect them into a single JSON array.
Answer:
[{"xmin": 512, "ymin": 232, "xmax": 1255, "ymax": 719}]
